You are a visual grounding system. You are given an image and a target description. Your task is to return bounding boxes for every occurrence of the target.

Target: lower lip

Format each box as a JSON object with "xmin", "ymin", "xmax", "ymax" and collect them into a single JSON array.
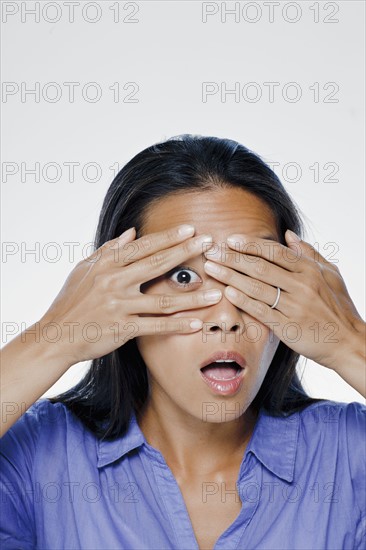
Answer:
[{"xmin": 199, "ymin": 369, "xmax": 244, "ymax": 396}]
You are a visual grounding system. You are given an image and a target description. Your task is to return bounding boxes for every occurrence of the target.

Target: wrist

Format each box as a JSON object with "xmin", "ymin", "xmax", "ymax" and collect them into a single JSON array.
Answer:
[
  {"xmin": 331, "ymin": 323, "xmax": 366, "ymax": 376},
  {"xmin": 34, "ymin": 317, "xmax": 79, "ymax": 370}
]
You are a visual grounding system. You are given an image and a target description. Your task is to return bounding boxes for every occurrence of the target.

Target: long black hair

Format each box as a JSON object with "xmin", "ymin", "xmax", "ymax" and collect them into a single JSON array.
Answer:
[{"xmin": 48, "ymin": 134, "xmax": 326, "ymax": 440}]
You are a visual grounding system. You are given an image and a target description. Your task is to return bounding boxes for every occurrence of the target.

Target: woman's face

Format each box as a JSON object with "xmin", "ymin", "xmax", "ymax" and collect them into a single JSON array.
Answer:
[{"xmin": 135, "ymin": 188, "xmax": 281, "ymax": 423}]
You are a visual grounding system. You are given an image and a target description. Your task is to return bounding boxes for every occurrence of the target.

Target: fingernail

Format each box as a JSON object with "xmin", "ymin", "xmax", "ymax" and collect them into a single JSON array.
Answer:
[
  {"xmin": 204, "ymin": 261, "xmax": 221, "ymax": 273},
  {"xmin": 204, "ymin": 247, "xmax": 221, "ymax": 258},
  {"xmin": 119, "ymin": 227, "xmax": 135, "ymax": 238},
  {"xmin": 190, "ymin": 319, "xmax": 203, "ymax": 329},
  {"xmin": 286, "ymin": 229, "xmax": 301, "ymax": 242},
  {"xmin": 195, "ymin": 234, "xmax": 213, "ymax": 246},
  {"xmin": 204, "ymin": 289, "xmax": 222, "ymax": 301},
  {"xmin": 226, "ymin": 286, "xmax": 238, "ymax": 298},
  {"xmin": 227, "ymin": 234, "xmax": 245, "ymax": 246},
  {"xmin": 178, "ymin": 224, "xmax": 195, "ymax": 237}
]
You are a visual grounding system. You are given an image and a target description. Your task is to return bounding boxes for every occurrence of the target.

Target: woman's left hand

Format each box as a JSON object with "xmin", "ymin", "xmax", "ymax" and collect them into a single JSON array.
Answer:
[{"xmin": 203, "ymin": 229, "xmax": 365, "ymax": 374}]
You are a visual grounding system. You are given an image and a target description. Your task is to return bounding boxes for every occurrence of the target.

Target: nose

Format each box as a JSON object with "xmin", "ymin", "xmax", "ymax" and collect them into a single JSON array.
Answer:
[
  {"xmin": 201, "ymin": 284, "xmax": 244, "ymax": 336},
  {"xmin": 201, "ymin": 244, "xmax": 245, "ymax": 336}
]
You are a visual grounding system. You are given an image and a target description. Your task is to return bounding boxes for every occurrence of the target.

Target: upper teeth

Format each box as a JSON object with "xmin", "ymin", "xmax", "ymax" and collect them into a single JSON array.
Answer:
[{"xmin": 215, "ymin": 359, "xmax": 235, "ymax": 362}]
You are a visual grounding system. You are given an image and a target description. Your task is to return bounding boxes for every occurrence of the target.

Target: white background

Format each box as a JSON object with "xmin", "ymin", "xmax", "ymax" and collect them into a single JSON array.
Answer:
[{"xmin": 1, "ymin": 1, "xmax": 365, "ymax": 404}]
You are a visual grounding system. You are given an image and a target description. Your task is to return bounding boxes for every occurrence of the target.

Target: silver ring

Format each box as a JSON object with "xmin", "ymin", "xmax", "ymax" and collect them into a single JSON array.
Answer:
[{"xmin": 270, "ymin": 287, "xmax": 281, "ymax": 309}]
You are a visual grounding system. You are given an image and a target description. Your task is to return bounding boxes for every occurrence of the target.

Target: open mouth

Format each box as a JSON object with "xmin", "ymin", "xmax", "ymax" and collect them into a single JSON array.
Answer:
[{"xmin": 200, "ymin": 361, "xmax": 244, "ymax": 381}]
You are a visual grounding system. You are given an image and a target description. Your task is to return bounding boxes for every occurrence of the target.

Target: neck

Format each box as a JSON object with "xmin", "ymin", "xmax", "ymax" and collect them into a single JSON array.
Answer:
[{"xmin": 136, "ymin": 397, "xmax": 259, "ymax": 477}]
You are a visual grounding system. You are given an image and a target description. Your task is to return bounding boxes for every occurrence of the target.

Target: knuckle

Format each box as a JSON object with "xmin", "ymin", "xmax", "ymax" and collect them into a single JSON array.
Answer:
[
  {"xmin": 155, "ymin": 319, "xmax": 167, "ymax": 333},
  {"xmin": 309, "ymin": 246, "xmax": 323, "ymax": 262},
  {"xmin": 176, "ymin": 319, "xmax": 187, "ymax": 332},
  {"xmin": 254, "ymin": 259, "xmax": 268, "ymax": 276},
  {"xmin": 190, "ymin": 293, "xmax": 201, "ymax": 307},
  {"xmin": 249, "ymin": 279, "xmax": 263, "ymax": 297},
  {"xmin": 235, "ymin": 291, "xmax": 248, "ymax": 308},
  {"xmin": 100, "ymin": 241, "xmax": 112, "ymax": 255},
  {"xmin": 272, "ymin": 244, "xmax": 283, "ymax": 263},
  {"xmin": 105, "ymin": 298, "xmax": 118, "ymax": 313},
  {"xmin": 105, "ymin": 272, "xmax": 121, "ymax": 291},
  {"xmin": 157, "ymin": 294, "xmax": 173, "ymax": 311},
  {"xmin": 95, "ymin": 246, "xmax": 110, "ymax": 265},
  {"xmin": 85, "ymin": 249, "xmax": 101, "ymax": 265},
  {"xmin": 121, "ymin": 241, "xmax": 139, "ymax": 262},
  {"xmin": 150, "ymin": 251, "xmax": 166, "ymax": 269},
  {"xmin": 253, "ymin": 300, "xmax": 268, "ymax": 317},
  {"xmin": 285, "ymin": 247, "xmax": 301, "ymax": 263},
  {"xmin": 181, "ymin": 239, "xmax": 194, "ymax": 256},
  {"xmin": 167, "ymin": 227, "xmax": 180, "ymax": 242},
  {"xmin": 138, "ymin": 235, "xmax": 153, "ymax": 252}
]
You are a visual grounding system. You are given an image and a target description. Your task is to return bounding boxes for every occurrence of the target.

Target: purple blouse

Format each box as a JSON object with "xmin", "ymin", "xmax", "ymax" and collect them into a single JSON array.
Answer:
[{"xmin": 1, "ymin": 397, "xmax": 365, "ymax": 549}]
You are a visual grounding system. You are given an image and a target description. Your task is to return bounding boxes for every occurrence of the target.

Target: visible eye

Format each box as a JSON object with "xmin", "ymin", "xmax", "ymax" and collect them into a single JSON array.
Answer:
[{"xmin": 167, "ymin": 265, "xmax": 201, "ymax": 289}]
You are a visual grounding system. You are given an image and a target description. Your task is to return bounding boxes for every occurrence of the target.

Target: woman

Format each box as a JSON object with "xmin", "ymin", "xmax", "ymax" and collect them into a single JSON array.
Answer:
[{"xmin": 1, "ymin": 135, "xmax": 365, "ymax": 550}]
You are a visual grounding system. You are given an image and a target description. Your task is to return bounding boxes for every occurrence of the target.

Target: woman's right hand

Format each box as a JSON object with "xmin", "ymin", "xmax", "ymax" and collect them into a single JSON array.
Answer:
[{"xmin": 39, "ymin": 225, "xmax": 221, "ymax": 365}]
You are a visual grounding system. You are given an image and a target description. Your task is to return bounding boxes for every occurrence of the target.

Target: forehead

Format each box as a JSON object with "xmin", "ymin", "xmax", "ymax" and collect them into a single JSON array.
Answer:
[{"xmin": 140, "ymin": 188, "xmax": 279, "ymax": 241}]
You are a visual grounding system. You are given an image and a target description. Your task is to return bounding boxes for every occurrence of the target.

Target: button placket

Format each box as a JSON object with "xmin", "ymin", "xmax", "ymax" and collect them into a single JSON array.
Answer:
[
  {"xmin": 213, "ymin": 454, "xmax": 263, "ymax": 549},
  {"xmin": 146, "ymin": 446, "xmax": 199, "ymax": 550}
]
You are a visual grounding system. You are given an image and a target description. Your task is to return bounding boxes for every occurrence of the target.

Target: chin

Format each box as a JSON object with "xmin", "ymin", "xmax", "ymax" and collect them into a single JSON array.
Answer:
[{"xmin": 198, "ymin": 398, "xmax": 250, "ymax": 424}]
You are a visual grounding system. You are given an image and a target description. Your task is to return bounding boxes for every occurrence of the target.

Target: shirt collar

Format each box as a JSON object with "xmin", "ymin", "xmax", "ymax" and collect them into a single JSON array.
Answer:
[
  {"xmin": 97, "ymin": 412, "xmax": 145, "ymax": 468},
  {"xmin": 245, "ymin": 407, "xmax": 300, "ymax": 483},
  {"xmin": 97, "ymin": 407, "xmax": 300, "ymax": 482}
]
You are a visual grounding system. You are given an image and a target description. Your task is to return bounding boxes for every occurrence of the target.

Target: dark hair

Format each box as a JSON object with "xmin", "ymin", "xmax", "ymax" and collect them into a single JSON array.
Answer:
[{"xmin": 48, "ymin": 134, "xmax": 326, "ymax": 440}]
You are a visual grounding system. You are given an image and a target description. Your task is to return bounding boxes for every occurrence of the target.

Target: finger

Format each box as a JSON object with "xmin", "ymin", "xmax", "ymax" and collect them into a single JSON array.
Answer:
[
  {"xmin": 204, "ymin": 253, "xmax": 294, "ymax": 293},
  {"xmin": 133, "ymin": 233, "xmax": 214, "ymax": 286},
  {"xmin": 101, "ymin": 224, "xmax": 202, "ymax": 268},
  {"xmin": 223, "ymin": 285, "xmax": 290, "ymax": 325},
  {"xmin": 129, "ymin": 288, "xmax": 223, "ymax": 315},
  {"xmin": 224, "ymin": 234, "xmax": 307, "ymax": 273},
  {"xmin": 128, "ymin": 316, "xmax": 204, "ymax": 336},
  {"xmin": 284, "ymin": 230, "xmax": 333, "ymax": 267},
  {"xmin": 84, "ymin": 227, "xmax": 136, "ymax": 265},
  {"xmin": 202, "ymin": 265, "xmax": 291, "ymax": 310}
]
